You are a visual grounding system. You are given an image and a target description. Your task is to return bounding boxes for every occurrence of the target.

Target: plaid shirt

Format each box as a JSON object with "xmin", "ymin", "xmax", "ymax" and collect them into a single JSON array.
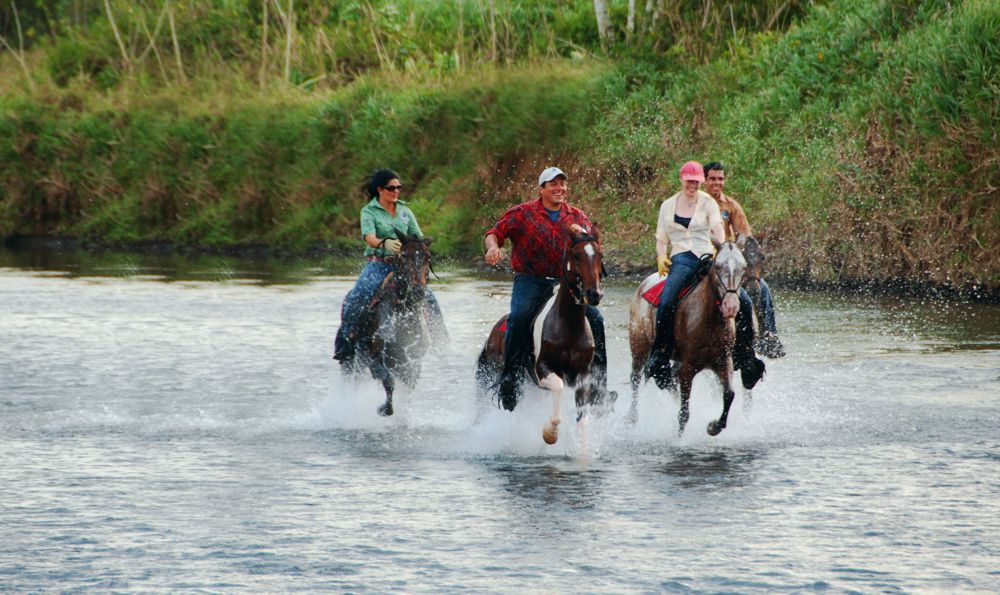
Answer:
[{"xmin": 486, "ymin": 198, "xmax": 594, "ymax": 278}]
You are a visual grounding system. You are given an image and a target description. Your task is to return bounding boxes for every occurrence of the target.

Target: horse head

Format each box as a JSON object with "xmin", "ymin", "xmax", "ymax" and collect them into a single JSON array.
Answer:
[
  {"xmin": 562, "ymin": 224, "xmax": 604, "ymax": 306},
  {"xmin": 711, "ymin": 238, "xmax": 747, "ymax": 319},
  {"xmin": 737, "ymin": 233, "xmax": 765, "ymax": 295},
  {"xmin": 392, "ymin": 232, "xmax": 433, "ymax": 305}
]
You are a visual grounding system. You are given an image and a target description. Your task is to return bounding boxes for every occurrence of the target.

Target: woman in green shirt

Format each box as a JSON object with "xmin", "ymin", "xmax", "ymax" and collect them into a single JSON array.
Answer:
[{"xmin": 333, "ymin": 169, "xmax": 445, "ymax": 363}]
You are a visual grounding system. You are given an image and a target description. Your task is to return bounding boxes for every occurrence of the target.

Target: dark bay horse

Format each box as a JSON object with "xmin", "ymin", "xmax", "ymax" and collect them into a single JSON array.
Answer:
[
  {"xmin": 740, "ymin": 233, "xmax": 766, "ymax": 337},
  {"xmin": 475, "ymin": 227, "xmax": 607, "ymax": 445},
  {"xmin": 344, "ymin": 233, "xmax": 435, "ymax": 417},
  {"xmin": 628, "ymin": 239, "xmax": 748, "ymax": 436}
]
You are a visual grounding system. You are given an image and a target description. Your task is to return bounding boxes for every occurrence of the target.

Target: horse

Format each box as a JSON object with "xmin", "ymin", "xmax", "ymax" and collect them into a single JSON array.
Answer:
[
  {"xmin": 627, "ymin": 239, "xmax": 748, "ymax": 436},
  {"xmin": 343, "ymin": 232, "xmax": 435, "ymax": 417},
  {"xmin": 475, "ymin": 226, "xmax": 608, "ymax": 445},
  {"xmin": 740, "ymin": 233, "xmax": 766, "ymax": 338}
]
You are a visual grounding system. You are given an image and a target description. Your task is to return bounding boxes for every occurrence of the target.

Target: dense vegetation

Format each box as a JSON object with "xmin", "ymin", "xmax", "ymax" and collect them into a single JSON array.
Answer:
[{"xmin": 1, "ymin": 0, "xmax": 997, "ymax": 296}]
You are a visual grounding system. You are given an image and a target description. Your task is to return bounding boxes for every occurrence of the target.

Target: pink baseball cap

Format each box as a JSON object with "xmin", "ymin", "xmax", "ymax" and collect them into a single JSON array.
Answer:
[{"xmin": 679, "ymin": 160, "xmax": 705, "ymax": 182}]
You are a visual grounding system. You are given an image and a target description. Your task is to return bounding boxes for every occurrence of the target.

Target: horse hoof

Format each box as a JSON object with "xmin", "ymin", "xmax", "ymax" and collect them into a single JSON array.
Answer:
[
  {"xmin": 707, "ymin": 420, "xmax": 725, "ymax": 436},
  {"xmin": 542, "ymin": 420, "xmax": 560, "ymax": 445},
  {"xmin": 377, "ymin": 403, "xmax": 394, "ymax": 417},
  {"xmin": 542, "ymin": 427, "xmax": 558, "ymax": 445}
]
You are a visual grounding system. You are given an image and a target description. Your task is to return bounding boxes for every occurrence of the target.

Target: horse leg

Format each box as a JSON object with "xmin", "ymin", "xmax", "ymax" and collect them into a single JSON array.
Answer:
[
  {"xmin": 676, "ymin": 365, "xmax": 695, "ymax": 437},
  {"xmin": 575, "ymin": 384, "xmax": 591, "ymax": 454},
  {"xmin": 627, "ymin": 359, "xmax": 642, "ymax": 425},
  {"xmin": 370, "ymin": 360, "xmax": 395, "ymax": 417},
  {"xmin": 377, "ymin": 380, "xmax": 394, "ymax": 417},
  {"xmin": 707, "ymin": 371, "xmax": 735, "ymax": 436},
  {"xmin": 538, "ymin": 372, "xmax": 564, "ymax": 445}
]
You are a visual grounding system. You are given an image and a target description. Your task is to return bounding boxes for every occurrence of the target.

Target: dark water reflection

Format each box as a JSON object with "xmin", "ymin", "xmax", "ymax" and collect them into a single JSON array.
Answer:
[
  {"xmin": 653, "ymin": 448, "xmax": 762, "ymax": 491},
  {"xmin": 489, "ymin": 459, "xmax": 605, "ymax": 511}
]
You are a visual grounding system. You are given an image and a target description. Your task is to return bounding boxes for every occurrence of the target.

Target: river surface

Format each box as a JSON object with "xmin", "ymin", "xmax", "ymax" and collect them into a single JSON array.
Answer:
[{"xmin": 1, "ymin": 247, "xmax": 998, "ymax": 592}]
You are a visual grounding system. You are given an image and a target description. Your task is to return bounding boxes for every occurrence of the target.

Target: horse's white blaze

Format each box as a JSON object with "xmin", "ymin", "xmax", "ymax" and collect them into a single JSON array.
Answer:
[
  {"xmin": 532, "ymin": 295, "xmax": 557, "ymax": 362},
  {"xmin": 583, "ymin": 244, "xmax": 595, "ymax": 257}
]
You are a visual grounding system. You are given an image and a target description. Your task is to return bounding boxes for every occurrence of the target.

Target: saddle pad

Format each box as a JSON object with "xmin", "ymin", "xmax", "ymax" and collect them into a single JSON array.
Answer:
[
  {"xmin": 641, "ymin": 280, "xmax": 666, "ymax": 305},
  {"xmin": 640, "ymin": 279, "xmax": 695, "ymax": 306}
]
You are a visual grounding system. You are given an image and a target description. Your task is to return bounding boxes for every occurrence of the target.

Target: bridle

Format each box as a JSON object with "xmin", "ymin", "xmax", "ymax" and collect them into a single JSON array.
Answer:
[
  {"xmin": 710, "ymin": 243, "xmax": 746, "ymax": 307},
  {"xmin": 562, "ymin": 234, "xmax": 603, "ymax": 306},
  {"xmin": 390, "ymin": 239, "xmax": 431, "ymax": 306}
]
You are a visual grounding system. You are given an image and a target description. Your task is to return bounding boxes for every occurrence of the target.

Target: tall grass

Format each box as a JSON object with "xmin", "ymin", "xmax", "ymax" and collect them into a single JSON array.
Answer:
[{"xmin": 0, "ymin": 0, "xmax": 996, "ymax": 293}]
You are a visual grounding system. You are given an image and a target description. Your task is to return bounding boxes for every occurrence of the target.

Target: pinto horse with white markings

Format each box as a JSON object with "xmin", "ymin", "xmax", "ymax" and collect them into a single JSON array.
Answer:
[
  {"xmin": 476, "ymin": 226, "xmax": 608, "ymax": 445},
  {"xmin": 628, "ymin": 238, "xmax": 748, "ymax": 436}
]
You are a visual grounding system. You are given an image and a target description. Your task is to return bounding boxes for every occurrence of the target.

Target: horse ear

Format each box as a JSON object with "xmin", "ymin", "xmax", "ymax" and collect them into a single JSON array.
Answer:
[
  {"xmin": 736, "ymin": 233, "xmax": 748, "ymax": 250},
  {"xmin": 711, "ymin": 238, "xmax": 723, "ymax": 252},
  {"xmin": 422, "ymin": 236, "xmax": 434, "ymax": 246},
  {"xmin": 590, "ymin": 223, "xmax": 601, "ymax": 243}
]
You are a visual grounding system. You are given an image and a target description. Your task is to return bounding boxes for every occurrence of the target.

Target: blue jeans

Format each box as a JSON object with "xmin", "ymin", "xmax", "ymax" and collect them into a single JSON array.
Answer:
[
  {"xmin": 655, "ymin": 252, "xmax": 701, "ymax": 326},
  {"xmin": 759, "ymin": 279, "xmax": 777, "ymax": 334},
  {"xmin": 503, "ymin": 273, "xmax": 607, "ymax": 382},
  {"xmin": 341, "ymin": 260, "xmax": 393, "ymax": 338}
]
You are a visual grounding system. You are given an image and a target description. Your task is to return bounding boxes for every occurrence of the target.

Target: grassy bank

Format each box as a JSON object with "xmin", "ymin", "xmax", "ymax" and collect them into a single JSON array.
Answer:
[{"xmin": 0, "ymin": 0, "xmax": 997, "ymax": 296}]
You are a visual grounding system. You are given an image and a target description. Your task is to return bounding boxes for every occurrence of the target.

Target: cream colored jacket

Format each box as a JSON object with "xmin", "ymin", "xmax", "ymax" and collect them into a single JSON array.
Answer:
[{"xmin": 655, "ymin": 190, "xmax": 724, "ymax": 257}]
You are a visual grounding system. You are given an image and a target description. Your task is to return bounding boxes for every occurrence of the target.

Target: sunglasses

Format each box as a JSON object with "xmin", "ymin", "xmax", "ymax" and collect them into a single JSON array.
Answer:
[{"xmin": 382, "ymin": 185, "xmax": 404, "ymax": 192}]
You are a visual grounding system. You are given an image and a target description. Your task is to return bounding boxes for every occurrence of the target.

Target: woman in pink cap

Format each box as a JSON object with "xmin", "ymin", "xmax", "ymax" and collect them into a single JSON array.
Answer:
[{"xmin": 645, "ymin": 160, "xmax": 766, "ymax": 390}]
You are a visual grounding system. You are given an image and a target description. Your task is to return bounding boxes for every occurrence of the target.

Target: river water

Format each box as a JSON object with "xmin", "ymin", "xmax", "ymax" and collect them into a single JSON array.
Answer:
[{"xmin": 1, "ymin": 247, "xmax": 998, "ymax": 592}]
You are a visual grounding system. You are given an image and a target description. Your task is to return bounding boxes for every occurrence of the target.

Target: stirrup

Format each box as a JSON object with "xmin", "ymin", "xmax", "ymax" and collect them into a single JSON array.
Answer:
[{"xmin": 644, "ymin": 351, "xmax": 674, "ymax": 390}]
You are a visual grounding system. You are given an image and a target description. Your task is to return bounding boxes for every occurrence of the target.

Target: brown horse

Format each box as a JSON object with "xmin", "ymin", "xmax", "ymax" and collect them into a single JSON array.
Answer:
[
  {"xmin": 740, "ymin": 233, "xmax": 766, "ymax": 336},
  {"xmin": 628, "ymin": 239, "xmax": 748, "ymax": 436},
  {"xmin": 475, "ymin": 227, "xmax": 607, "ymax": 445},
  {"xmin": 345, "ymin": 233, "xmax": 435, "ymax": 417}
]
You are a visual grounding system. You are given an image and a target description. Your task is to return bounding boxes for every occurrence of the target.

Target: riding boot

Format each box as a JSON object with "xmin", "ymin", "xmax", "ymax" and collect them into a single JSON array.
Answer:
[
  {"xmin": 497, "ymin": 317, "xmax": 530, "ymax": 411},
  {"xmin": 644, "ymin": 304, "xmax": 676, "ymax": 390},
  {"xmin": 333, "ymin": 324, "xmax": 355, "ymax": 363},
  {"xmin": 496, "ymin": 364, "xmax": 523, "ymax": 412},
  {"xmin": 755, "ymin": 331, "xmax": 786, "ymax": 359},
  {"xmin": 733, "ymin": 297, "xmax": 766, "ymax": 390}
]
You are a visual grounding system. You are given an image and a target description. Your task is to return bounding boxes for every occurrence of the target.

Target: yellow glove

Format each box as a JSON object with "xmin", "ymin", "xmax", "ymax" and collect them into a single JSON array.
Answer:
[
  {"xmin": 657, "ymin": 253, "xmax": 672, "ymax": 277},
  {"xmin": 383, "ymin": 238, "xmax": 402, "ymax": 254}
]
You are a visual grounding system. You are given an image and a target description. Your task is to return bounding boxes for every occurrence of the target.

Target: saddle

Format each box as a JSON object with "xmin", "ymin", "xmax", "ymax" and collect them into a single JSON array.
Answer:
[{"xmin": 640, "ymin": 255, "xmax": 714, "ymax": 306}]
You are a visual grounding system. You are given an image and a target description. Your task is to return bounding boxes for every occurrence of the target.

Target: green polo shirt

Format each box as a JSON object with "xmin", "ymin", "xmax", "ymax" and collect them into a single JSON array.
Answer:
[{"xmin": 360, "ymin": 197, "xmax": 423, "ymax": 257}]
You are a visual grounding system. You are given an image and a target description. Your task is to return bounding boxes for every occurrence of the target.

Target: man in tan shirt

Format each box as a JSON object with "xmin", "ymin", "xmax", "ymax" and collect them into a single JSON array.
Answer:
[{"xmin": 703, "ymin": 162, "xmax": 785, "ymax": 358}]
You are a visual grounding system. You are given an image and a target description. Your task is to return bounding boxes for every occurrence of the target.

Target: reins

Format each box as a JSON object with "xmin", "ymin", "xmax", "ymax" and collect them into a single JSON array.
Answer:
[{"xmin": 561, "ymin": 234, "xmax": 601, "ymax": 305}]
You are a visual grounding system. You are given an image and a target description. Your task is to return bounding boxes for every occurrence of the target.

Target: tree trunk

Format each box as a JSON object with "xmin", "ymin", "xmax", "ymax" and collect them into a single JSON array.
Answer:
[
  {"xmin": 593, "ymin": 0, "xmax": 612, "ymax": 49},
  {"xmin": 627, "ymin": 0, "xmax": 636, "ymax": 40}
]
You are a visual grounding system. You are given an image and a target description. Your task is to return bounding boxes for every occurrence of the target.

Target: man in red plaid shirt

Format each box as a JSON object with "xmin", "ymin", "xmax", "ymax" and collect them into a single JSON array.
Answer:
[{"xmin": 484, "ymin": 167, "xmax": 611, "ymax": 410}]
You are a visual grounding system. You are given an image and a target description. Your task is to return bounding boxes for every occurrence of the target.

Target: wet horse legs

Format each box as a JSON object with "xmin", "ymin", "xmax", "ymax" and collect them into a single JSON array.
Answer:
[
  {"xmin": 707, "ymin": 387, "xmax": 735, "ymax": 436},
  {"xmin": 676, "ymin": 366, "xmax": 694, "ymax": 436},
  {"xmin": 370, "ymin": 359, "xmax": 395, "ymax": 417},
  {"xmin": 538, "ymin": 372, "xmax": 564, "ymax": 445}
]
